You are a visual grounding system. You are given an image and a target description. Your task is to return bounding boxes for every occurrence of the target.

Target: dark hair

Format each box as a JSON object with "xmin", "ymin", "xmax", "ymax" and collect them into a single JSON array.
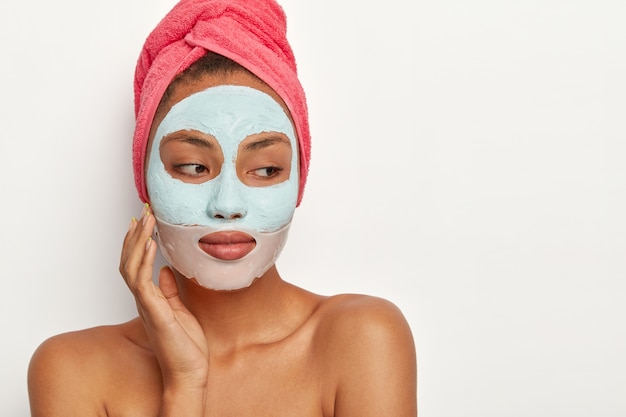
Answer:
[{"xmin": 157, "ymin": 52, "xmax": 260, "ymax": 114}]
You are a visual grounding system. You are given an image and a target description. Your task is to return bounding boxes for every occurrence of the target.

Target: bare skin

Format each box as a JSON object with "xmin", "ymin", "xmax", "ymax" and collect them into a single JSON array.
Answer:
[{"xmin": 27, "ymin": 71, "xmax": 418, "ymax": 417}]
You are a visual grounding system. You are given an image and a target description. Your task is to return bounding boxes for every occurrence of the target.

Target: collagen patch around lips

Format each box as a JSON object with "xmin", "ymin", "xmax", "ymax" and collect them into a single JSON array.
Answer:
[
  {"xmin": 146, "ymin": 85, "xmax": 299, "ymax": 290},
  {"xmin": 155, "ymin": 219, "xmax": 290, "ymax": 290}
]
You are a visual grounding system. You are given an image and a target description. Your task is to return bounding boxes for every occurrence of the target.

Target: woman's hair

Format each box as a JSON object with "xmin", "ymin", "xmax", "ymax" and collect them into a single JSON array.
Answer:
[{"xmin": 156, "ymin": 52, "xmax": 260, "ymax": 117}]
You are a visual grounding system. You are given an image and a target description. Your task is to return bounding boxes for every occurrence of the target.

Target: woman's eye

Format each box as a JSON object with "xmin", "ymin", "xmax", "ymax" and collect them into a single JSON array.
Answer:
[
  {"xmin": 175, "ymin": 164, "xmax": 208, "ymax": 177},
  {"xmin": 253, "ymin": 166, "xmax": 283, "ymax": 178}
]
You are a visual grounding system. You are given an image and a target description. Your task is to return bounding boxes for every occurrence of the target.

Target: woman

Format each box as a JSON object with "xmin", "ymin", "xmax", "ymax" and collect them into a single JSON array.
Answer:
[{"xmin": 28, "ymin": 0, "xmax": 417, "ymax": 415}]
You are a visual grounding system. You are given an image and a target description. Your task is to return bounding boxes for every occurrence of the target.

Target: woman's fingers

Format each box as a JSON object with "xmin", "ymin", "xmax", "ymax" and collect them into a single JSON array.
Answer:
[
  {"xmin": 157, "ymin": 267, "xmax": 210, "ymax": 365},
  {"xmin": 159, "ymin": 266, "xmax": 187, "ymax": 312},
  {"xmin": 159, "ymin": 266, "xmax": 179, "ymax": 300},
  {"xmin": 119, "ymin": 207, "xmax": 181, "ymax": 330},
  {"xmin": 119, "ymin": 204, "xmax": 156, "ymax": 292},
  {"xmin": 120, "ymin": 204, "xmax": 150, "ymax": 261},
  {"xmin": 136, "ymin": 234, "xmax": 158, "ymax": 293}
]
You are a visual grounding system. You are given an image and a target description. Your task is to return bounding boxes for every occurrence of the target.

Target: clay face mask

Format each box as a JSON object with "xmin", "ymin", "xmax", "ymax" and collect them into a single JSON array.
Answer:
[{"xmin": 146, "ymin": 85, "xmax": 298, "ymax": 290}]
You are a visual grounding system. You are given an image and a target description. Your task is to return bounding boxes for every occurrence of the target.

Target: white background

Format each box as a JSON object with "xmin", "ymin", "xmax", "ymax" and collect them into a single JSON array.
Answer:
[{"xmin": 1, "ymin": 0, "xmax": 624, "ymax": 415}]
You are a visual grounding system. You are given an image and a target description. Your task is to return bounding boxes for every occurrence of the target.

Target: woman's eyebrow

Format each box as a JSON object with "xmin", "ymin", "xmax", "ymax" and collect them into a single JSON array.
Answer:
[
  {"xmin": 162, "ymin": 132, "xmax": 214, "ymax": 149},
  {"xmin": 243, "ymin": 136, "xmax": 291, "ymax": 151}
]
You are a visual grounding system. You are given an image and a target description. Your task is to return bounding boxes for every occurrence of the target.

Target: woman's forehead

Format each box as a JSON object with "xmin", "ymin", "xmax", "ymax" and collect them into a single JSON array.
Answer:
[
  {"xmin": 148, "ymin": 71, "xmax": 293, "ymax": 148},
  {"xmin": 157, "ymin": 86, "xmax": 296, "ymax": 148}
]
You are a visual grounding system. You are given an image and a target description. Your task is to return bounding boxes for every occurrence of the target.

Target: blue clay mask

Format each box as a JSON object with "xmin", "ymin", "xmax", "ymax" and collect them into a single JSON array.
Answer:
[
  {"xmin": 146, "ymin": 85, "xmax": 298, "ymax": 290},
  {"xmin": 148, "ymin": 85, "xmax": 298, "ymax": 231}
]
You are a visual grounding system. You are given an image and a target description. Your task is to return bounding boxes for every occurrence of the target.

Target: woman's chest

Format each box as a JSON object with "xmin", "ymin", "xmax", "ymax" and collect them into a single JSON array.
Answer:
[
  {"xmin": 107, "ymin": 339, "xmax": 329, "ymax": 417},
  {"xmin": 207, "ymin": 344, "xmax": 325, "ymax": 416}
]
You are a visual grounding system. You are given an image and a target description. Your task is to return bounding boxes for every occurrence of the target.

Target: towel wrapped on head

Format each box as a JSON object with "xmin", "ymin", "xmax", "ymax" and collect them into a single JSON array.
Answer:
[{"xmin": 132, "ymin": 0, "xmax": 310, "ymax": 206}]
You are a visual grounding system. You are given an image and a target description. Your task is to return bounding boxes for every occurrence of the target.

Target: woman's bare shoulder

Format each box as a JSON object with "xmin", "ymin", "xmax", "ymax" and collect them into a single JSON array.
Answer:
[
  {"xmin": 29, "ymin": 318, "xmax": 148, "ymax": 367},
  {"xmin": 312, "ymin": 294, "xmax": 418, "ymax": 416},
  {"xmin": 311, "ymin": 293, "xmax": 416, "ymax": 360},
  {"xmin": 315, "ymin": 293, "xmax": 413, "ymax": 334},
  {"xmin": 28, "ymin": 318, "xmax": 150, "ymax": 416}
]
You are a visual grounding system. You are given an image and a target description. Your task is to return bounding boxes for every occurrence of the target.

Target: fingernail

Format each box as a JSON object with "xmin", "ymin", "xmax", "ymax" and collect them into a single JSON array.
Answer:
[
  {"xmin": 142, "ymin": 209, "xmax": 150, "ymax": 225},
  {"xmin": 146, "ymin": 237, "xmax": 152, "ymax": 250},
  {"xmin": 128, "ymin": 217, "xmax": 136, "ymax": 231},
  {"xmin": 141, "ymin": 203, "xmax": 149, "ymax": 218}
]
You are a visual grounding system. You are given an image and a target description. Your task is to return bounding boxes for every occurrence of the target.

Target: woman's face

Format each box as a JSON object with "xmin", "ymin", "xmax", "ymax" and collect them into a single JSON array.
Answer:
[{"xmin": 144, "ymin": 71, "xmax": 299, "ymax": 290}]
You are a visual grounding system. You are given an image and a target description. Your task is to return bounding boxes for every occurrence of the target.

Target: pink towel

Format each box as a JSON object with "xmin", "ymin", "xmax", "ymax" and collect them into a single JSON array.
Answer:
[{"xmin": 132, "ymin": 0, "xmax": 310, "ymax": 206}]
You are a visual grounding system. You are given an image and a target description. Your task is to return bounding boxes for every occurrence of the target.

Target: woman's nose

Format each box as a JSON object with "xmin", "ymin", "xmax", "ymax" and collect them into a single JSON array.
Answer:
[
  {"xmin": 207, "ymin": 174, "xmax": 247, "ymax": 221},
  {"xmin": 213, "ymin": 211, "xmax": 244, "ymax": 220}
]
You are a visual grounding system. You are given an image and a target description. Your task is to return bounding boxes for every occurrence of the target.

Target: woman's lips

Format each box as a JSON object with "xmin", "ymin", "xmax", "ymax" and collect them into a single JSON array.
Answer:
[{"xmin": 198, "ymin": 231, "xmax": 256, "ymax": 260}]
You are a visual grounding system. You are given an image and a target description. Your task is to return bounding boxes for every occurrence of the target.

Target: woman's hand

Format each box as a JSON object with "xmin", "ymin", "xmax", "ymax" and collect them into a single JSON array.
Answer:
[{"xmin": 119, "ymin": 204, "xmax": 209, "ymax": 414}]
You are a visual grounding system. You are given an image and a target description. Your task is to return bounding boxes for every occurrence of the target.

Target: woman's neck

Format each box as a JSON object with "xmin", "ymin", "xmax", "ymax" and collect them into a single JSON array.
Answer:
[{"xmin": 173, "ymin": 265, "xmax": 311, "ymax": 356}]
